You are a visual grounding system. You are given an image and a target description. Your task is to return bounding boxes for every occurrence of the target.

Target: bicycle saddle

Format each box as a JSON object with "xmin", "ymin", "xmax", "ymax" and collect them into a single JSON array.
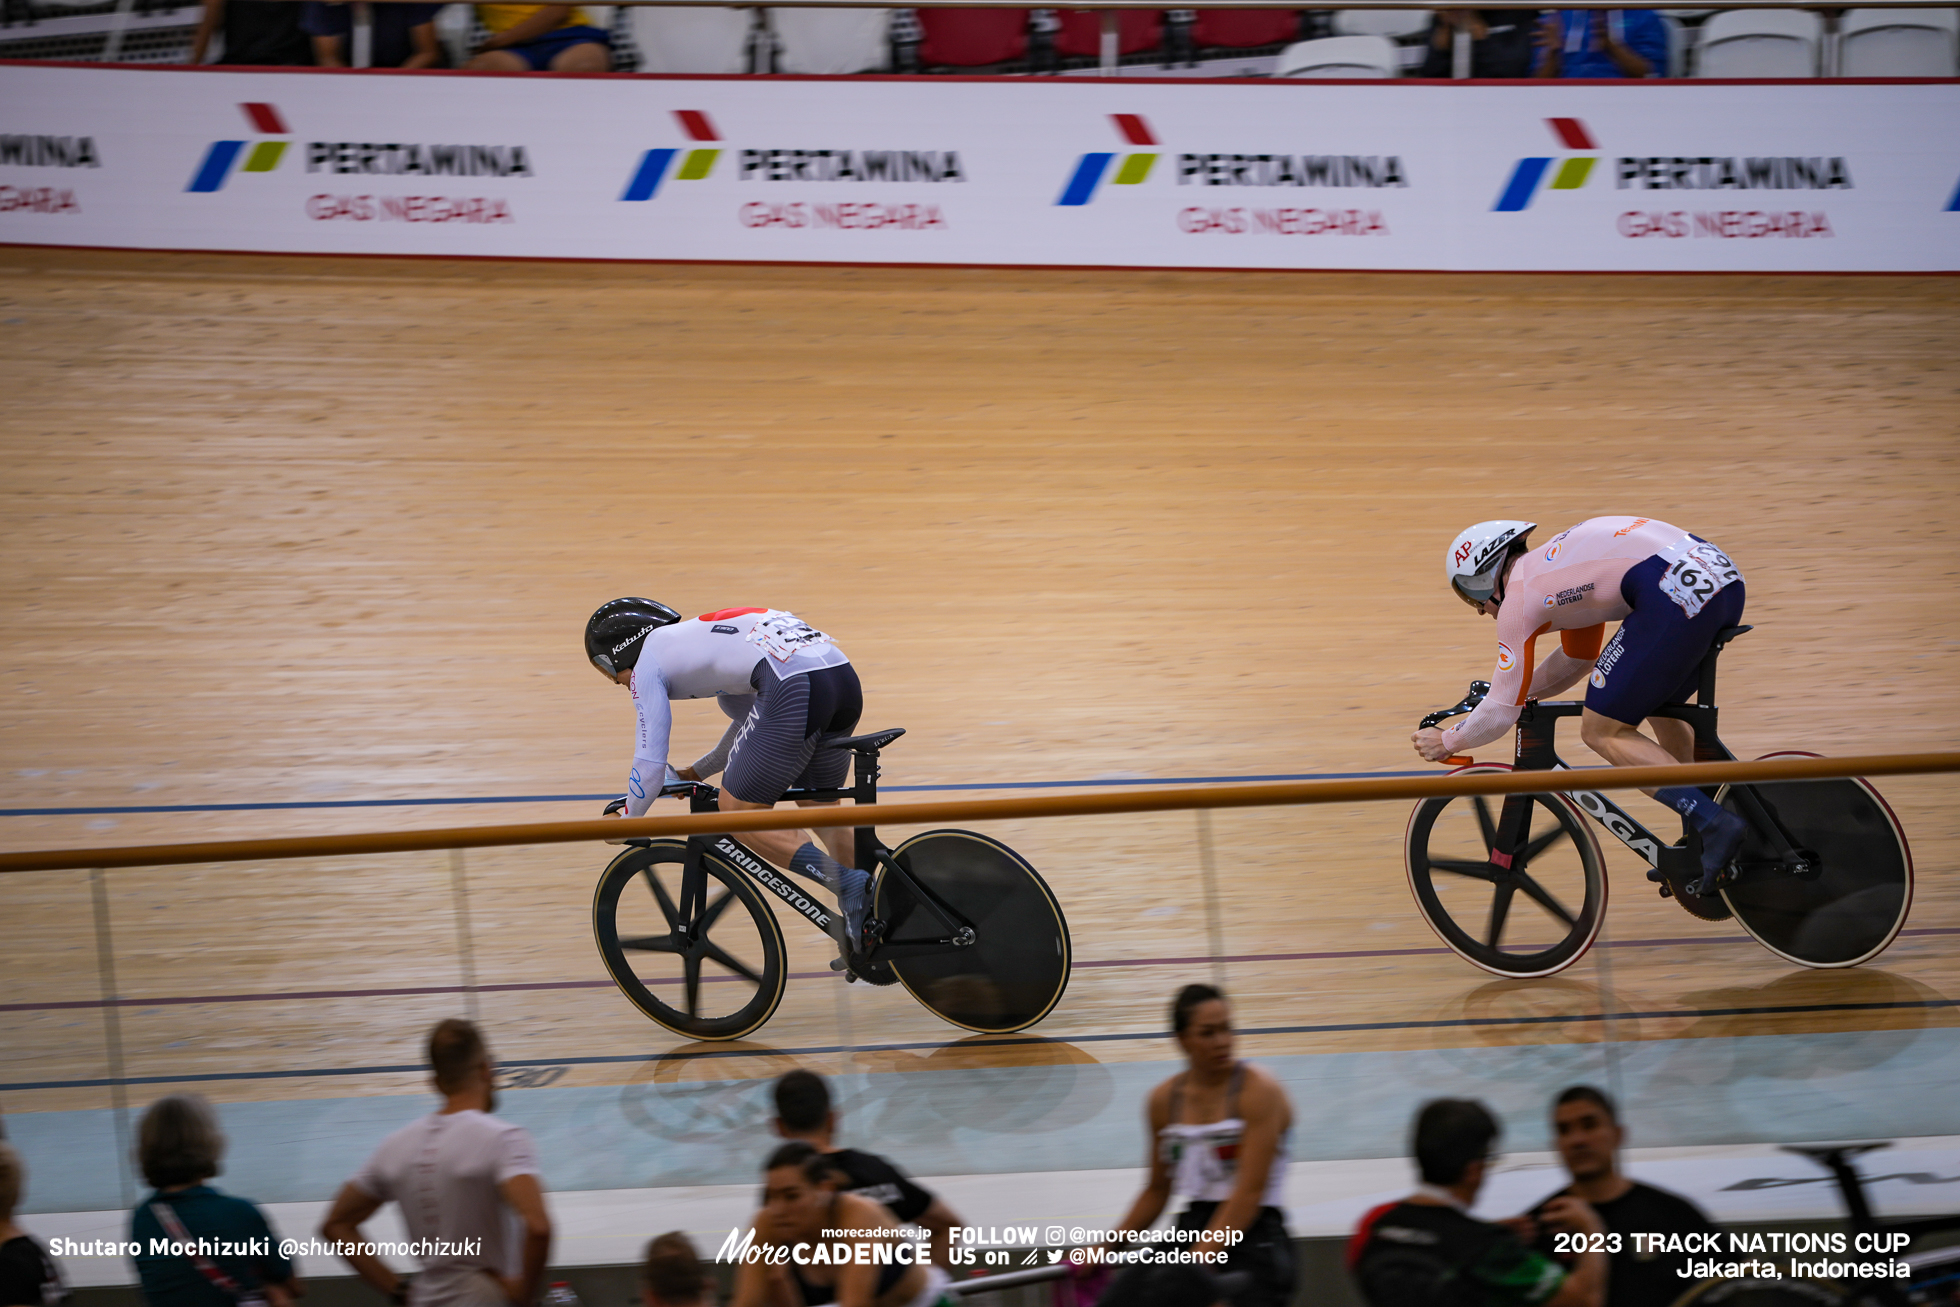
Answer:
[
  {"xmin": 827, "ymin": 727, "xmax": 906, "ymax": 752},
  {"xmin": 1712, "ymin": 624, "xmax": 1753, "ymax": 650}
]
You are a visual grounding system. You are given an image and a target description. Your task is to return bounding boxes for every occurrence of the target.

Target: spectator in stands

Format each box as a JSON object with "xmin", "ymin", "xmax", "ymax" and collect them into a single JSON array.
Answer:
[
  {"xmin": 466, "ymin": 4, "xmax": 611, "ymax": 71},
  {"xmin": 731, "ymin": 1143, "xmax": 949, "ymax": 1307},
  {"xmin": 129, "ymin": 1095, "xmax": 300, "ymax": 1307},
  {"xmin": 1520, "ymin": 1087, "xmax": 1716, "ymax": 1306},
  {"xmin": 302, "ymin": 1, "xmax": 444, "ymax": 67},
  {"xmin": 0, "ymin": 1142, "xmax": 68, "ymax": 1307},
  {"xmin": 1419, "ymin": 10, "xmax": 1535, "ymax": 77},
  {"xmin": 321, "ymin": 1019, "xmax": 552, "ymax": 1307},
  {"xmin": 1349, "ymin": 1099, "xmax": 1606, "ymax": 1307},
  {"xmin": 190, "ymin": 0, "xmax": 314, "ymax": 65},
  {"xmin": 770, "ymin": 1070, "xmax": 960, "ymax": 1267},
  {"xmin": 1107, "ymin": 985, "xmax": 1295, "ymax": 1307},
  {"xmin": 1533, "ymin": 9, "xmax": 1666, "ymax": 76},
  {"xmin": 642, "ymin": 1233, "xmax": 709, "ymax": 1307}
]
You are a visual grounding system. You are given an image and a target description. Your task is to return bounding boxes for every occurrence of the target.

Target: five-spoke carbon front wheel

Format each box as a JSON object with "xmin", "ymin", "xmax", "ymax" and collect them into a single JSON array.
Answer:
[
  {"xmin": 593, "ymin": 839, "xmax": 788, "ymax": 1040},
  {"xmin": 1405, "ymin": 765, "xmax": 1608, "ymax": 978}
]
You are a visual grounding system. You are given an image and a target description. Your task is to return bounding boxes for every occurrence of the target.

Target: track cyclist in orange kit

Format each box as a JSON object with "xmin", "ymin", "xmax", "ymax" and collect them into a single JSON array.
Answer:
[{"xmin": 1411, "ymin": 517, "xmax": 1749, "ymax": 895}]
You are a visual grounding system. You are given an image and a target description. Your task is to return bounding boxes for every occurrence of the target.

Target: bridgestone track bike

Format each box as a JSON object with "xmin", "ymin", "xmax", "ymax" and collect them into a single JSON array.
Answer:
[
  {"xmin": 1404, "ymin": 626, "xmax": 1914, "ymax": 979},
  {"xmin": 591, "ymin": 728, "xmax": 1072, "ymax": 1041}
]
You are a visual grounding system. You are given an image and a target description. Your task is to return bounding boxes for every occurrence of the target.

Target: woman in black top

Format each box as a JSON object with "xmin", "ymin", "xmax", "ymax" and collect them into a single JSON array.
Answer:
[{"xmin": 730, "ymin": 1144, "xmax": 949, "ymax": 1307}]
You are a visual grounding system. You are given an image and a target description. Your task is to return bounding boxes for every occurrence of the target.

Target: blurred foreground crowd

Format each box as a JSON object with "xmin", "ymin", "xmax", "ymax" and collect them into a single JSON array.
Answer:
[{"xmin": 4, "ymin": 988, "xmax": 1728, "ymax": 1307}]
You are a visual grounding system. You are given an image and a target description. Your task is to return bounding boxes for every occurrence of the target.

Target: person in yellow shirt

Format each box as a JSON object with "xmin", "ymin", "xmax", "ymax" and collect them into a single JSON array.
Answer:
[{"xmin": 468, "ymin": 3, "xmax": 610, "ymax": 70}]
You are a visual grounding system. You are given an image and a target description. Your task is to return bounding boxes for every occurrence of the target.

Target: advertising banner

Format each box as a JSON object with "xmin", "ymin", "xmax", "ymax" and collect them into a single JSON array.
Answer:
[{"xmin": 3, "ymin": 63, "xmax": 1956, "ymax": 271}]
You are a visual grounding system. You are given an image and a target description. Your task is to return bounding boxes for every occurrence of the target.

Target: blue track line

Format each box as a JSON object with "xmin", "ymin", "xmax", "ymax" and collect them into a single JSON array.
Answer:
[
  {"xmin": 0, "ymin": 770, "xmax": 1435, "ymax": 818},
  {"xmin": 6, "ymin": 997, "xmax": 1954, "ymax": 1093}
]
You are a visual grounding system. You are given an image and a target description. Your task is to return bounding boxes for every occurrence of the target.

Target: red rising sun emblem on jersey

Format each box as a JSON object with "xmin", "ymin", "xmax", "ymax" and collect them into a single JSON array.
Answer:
[{"xmin": 1496, "ymin": 642, "xmax": 1517, "ymax": 672}]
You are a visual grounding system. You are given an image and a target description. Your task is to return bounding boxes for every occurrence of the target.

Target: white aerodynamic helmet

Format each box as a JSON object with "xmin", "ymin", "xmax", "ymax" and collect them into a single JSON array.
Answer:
[{"xmin": 1445, "ymin": 520, "xmax": 1537, "ymax": 609}]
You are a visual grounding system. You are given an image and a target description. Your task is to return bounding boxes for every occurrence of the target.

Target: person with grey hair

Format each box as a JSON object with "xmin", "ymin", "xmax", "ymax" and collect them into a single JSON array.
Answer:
[
  {"xmin": 128, "ymin": 1095, "xmax": 299, "ymax": 1307},
  {"xmin": 0, "ymin": 1140, "xmax": 69, "ymax": 1307}
]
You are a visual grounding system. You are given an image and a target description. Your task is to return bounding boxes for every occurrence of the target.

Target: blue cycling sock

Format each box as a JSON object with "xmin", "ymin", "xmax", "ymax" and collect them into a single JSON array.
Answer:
[
  {"xmin": 1656, "ymin": 785, "xmax": 1725, "ymax": 833},
  {"xmin": 792, "ymin": 840, "xmax": 842, "ymax": 889}
]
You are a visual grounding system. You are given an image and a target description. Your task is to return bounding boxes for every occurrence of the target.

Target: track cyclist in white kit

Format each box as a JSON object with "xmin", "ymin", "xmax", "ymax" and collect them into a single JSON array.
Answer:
[
  {"xmin": 586, "ymin": 599, "xmax": 871, "ymax": 955},
  {"xmin": 1411, "ymin": 517, "xmax": 1750, "ymax": 895}
]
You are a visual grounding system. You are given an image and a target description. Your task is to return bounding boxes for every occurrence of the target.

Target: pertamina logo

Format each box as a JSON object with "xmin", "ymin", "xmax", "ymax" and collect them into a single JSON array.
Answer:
[
  {"xmin": 188, "ymin": 102, "xmax": 292, "ymax": 192},
  {"xmin": 1060, "ymin": 112, "xmax": 1403, "ymax": 236},
  {"xmin": 621, "ymin": 110, "xmax": 723, "ymax": 200},
  {"xmin": 0, "ymin": 132, "xmax": 95, "ymax": 215},
  {"xmin": 1057, "ymin": 114, "xmax": 1160, "ymax": 205},
  {"xmin": 624, "ymin": 110, "xmax": 953, "ymax": 230},
  {"xmin": 1499, "ymin": 116, "xmax": 1854, "ymax": 237},
  {"xmin": 1494, "ymin": 118, "xmax": 1599, "ymax": 211},
  {"xmin": 191, "ymin": 103, "xmax": 525, "ymax": 223}
]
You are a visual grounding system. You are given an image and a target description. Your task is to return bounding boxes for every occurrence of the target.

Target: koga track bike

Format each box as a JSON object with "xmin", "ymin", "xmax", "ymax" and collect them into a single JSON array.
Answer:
[
  {"xmin": 1405, "ymin": 625, "xmax": 1913, "ymax": 979},
  {"xmin": 592, "ymin": 728, "xmax": 1071, "ymax": 1040}
]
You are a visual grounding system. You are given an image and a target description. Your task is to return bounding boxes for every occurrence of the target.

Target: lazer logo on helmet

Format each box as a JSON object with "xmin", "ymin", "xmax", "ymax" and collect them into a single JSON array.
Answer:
[{"xmin": 711, "ymin": 624, "xmax": 739, "ymax": 634}]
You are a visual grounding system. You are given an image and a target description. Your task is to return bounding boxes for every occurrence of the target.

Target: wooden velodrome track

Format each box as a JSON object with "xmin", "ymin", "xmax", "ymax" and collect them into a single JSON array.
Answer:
[{"xmin": 1, "ymin": 249, "xmax": 1956, "ymax": 1125}]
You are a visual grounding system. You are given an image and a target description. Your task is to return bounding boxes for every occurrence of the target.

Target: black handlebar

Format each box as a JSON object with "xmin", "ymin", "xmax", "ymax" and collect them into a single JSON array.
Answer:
[{"xmin": 1419, "ymin": 680, "xmax": 1490, "ymax": 731}]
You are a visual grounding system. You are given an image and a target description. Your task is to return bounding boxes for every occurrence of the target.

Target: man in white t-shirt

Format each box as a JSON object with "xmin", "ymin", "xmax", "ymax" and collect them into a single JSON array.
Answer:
[{"xmin": 321, "ymin": 1020, "xmax": 552, "ymax": 1307}]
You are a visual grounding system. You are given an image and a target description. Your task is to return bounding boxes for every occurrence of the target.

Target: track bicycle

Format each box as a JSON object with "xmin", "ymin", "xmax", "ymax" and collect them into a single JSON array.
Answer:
[
  {"xmin": 1404, "ymin": 625, "xmax": 1914, "ymax": 978},
  {"xmin": 1669, "ymin": 1141, "xmax": 1960, "ymax": 1306},
  {"xmin": 591, "ymin": 728, "xmax": 1072, "ymax": 1040}
]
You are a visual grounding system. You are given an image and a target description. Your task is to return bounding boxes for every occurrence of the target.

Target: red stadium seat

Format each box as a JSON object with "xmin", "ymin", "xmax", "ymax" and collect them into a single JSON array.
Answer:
[
  {"xmin": 1052, "ymin": 9, "xmax": 1166, "ymax": 58},
  {"xmin": 1191, "ymin": 8, "xmax": 1301, "ymax": 48},
  {"xmin": 917, "ymin": 8, "xmax": 1031, "ymax": 65}
]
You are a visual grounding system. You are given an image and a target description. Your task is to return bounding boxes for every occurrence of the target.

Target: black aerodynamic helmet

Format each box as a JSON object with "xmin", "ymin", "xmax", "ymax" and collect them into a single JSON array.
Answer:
[{"xmin": 585, "ymin": 598, "xmax": 682, "ymax": 679}]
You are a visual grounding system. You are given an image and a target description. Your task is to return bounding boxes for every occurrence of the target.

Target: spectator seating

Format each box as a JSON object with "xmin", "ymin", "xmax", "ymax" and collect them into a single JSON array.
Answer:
[
  {"xmin": 1276, "ymin": 33, "xmax": 1397, "ymax": 75},
  {"xmin": 1052, "ymin": 8, "xmax": 1165, "ymax": 59},
  {"xmin": 916, "ymin": 7, "xmax": 1029, "ymax": 66},
  {"xmin": 1191, "ymin": 8, "xmax": 1302, "ymax": 49},
  {"xmin": 626, "ymin": 4, "xmax": 753, "ymax": 72},
  {"xmin": 435, "ymin": 3, "xmax": 474, "ymax": 68},
  {"xmin": 1658, "ymin": 11, "xmax": 1687, "ymax": 75},
  {"xmin": 1839, "ymin": 6, "xmax": 1958, "ymax": 75},
  {"xmin": 1693, "ymin": 7, "xmax": 1820, "ymax": 76},
  {"xmin": 1331, "ymin": 9, "xmax": 1428, "ymax": 39},
  {"xmin": 771, "ymin": 7, "xmax": 890, "ymax": 72},
  {"xmin": 1330, "ymin": 8, "xmax": 1428, "ymax": 71}
]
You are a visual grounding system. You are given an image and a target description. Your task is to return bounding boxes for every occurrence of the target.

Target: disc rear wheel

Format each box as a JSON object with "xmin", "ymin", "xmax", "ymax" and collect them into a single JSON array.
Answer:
[
  {"xmin": 1720, "ymin": 752, "xmax": 1913, "ymax": 968},
  {"xmin": 878, "ymin": 830, "xmax": 1070, "ymax": 1033},
  {"xmin": 593, "ymin": 839, "xmax": 788, "ymax": 1040},
  {"xmin": 1405, "ymin": 765, "xmax": 1608, "ymax": 979}
]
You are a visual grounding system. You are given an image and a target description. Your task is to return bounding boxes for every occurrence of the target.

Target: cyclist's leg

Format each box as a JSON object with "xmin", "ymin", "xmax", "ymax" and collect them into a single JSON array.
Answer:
[
  {"xmin": 1580, "ymin": 554, "xmax": 1746, "ymax": 889},
  {"xmin": 1648, "ymin": 715, "xmax": 1695, "ymax": 764},
  {"xmin": 720, "ymin": 666, "xmax": 824, "ymax": 869},
  {"xmin": 722, "ymin": 664, "xmax": 870, "ymax": 944},
  {"xmin": 790, "ymin": 662, "xmax": 863, "ymax": 868}
]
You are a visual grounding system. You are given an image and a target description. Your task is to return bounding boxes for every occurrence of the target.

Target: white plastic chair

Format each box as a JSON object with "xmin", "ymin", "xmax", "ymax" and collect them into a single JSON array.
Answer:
[
  {"xmin": 1330, "ymin": 8, "xmax": 1429, "ymax": 38},
  {"xmin": 1275, "ymin": 34, "xmax": 1398, "ymax": 76},
  {"xmin": 1694, "ymin": 8, "xmax": 1821, "ymax": 76},
  {"xmin": 627, "ymin": 5, "xmax": 753, "ymax": 73},
  {"xmin": 769, "ymin": 7, "xmax": 891, "ymax": 73},
  {"xmin": 1839, "ymin": 6, "xmax": 1958, "ymax": 75},
  {"xmin": 1659, "ymin": 11, "xmax": 1687, "ymax": 75}
]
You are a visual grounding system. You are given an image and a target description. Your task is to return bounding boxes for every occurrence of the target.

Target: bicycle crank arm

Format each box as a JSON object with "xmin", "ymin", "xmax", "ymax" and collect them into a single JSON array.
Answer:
[
  {"xmin": 870, "ymin": 933, "xmax": 976, "ymax": 960},
  {"xmin": 1734, "ymin": 851, "xmax": 1823, "ymax": 879}
]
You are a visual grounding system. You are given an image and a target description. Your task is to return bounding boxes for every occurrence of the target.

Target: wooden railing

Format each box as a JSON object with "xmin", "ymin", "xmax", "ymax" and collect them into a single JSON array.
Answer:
[{"xmin": 4, "ymin": 751, "xmax": 1957, "ymax": 873}]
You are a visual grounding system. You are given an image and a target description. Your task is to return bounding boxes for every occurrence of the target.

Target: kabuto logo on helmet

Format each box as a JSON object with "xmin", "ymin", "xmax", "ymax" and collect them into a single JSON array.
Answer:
[
  {"xmin": 612, "ymin": 625, "xmax": 657, "ymax": 655},
  {"xmin": 586, "ymin": 598, "xmax": 682, "ymax": 677}
]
